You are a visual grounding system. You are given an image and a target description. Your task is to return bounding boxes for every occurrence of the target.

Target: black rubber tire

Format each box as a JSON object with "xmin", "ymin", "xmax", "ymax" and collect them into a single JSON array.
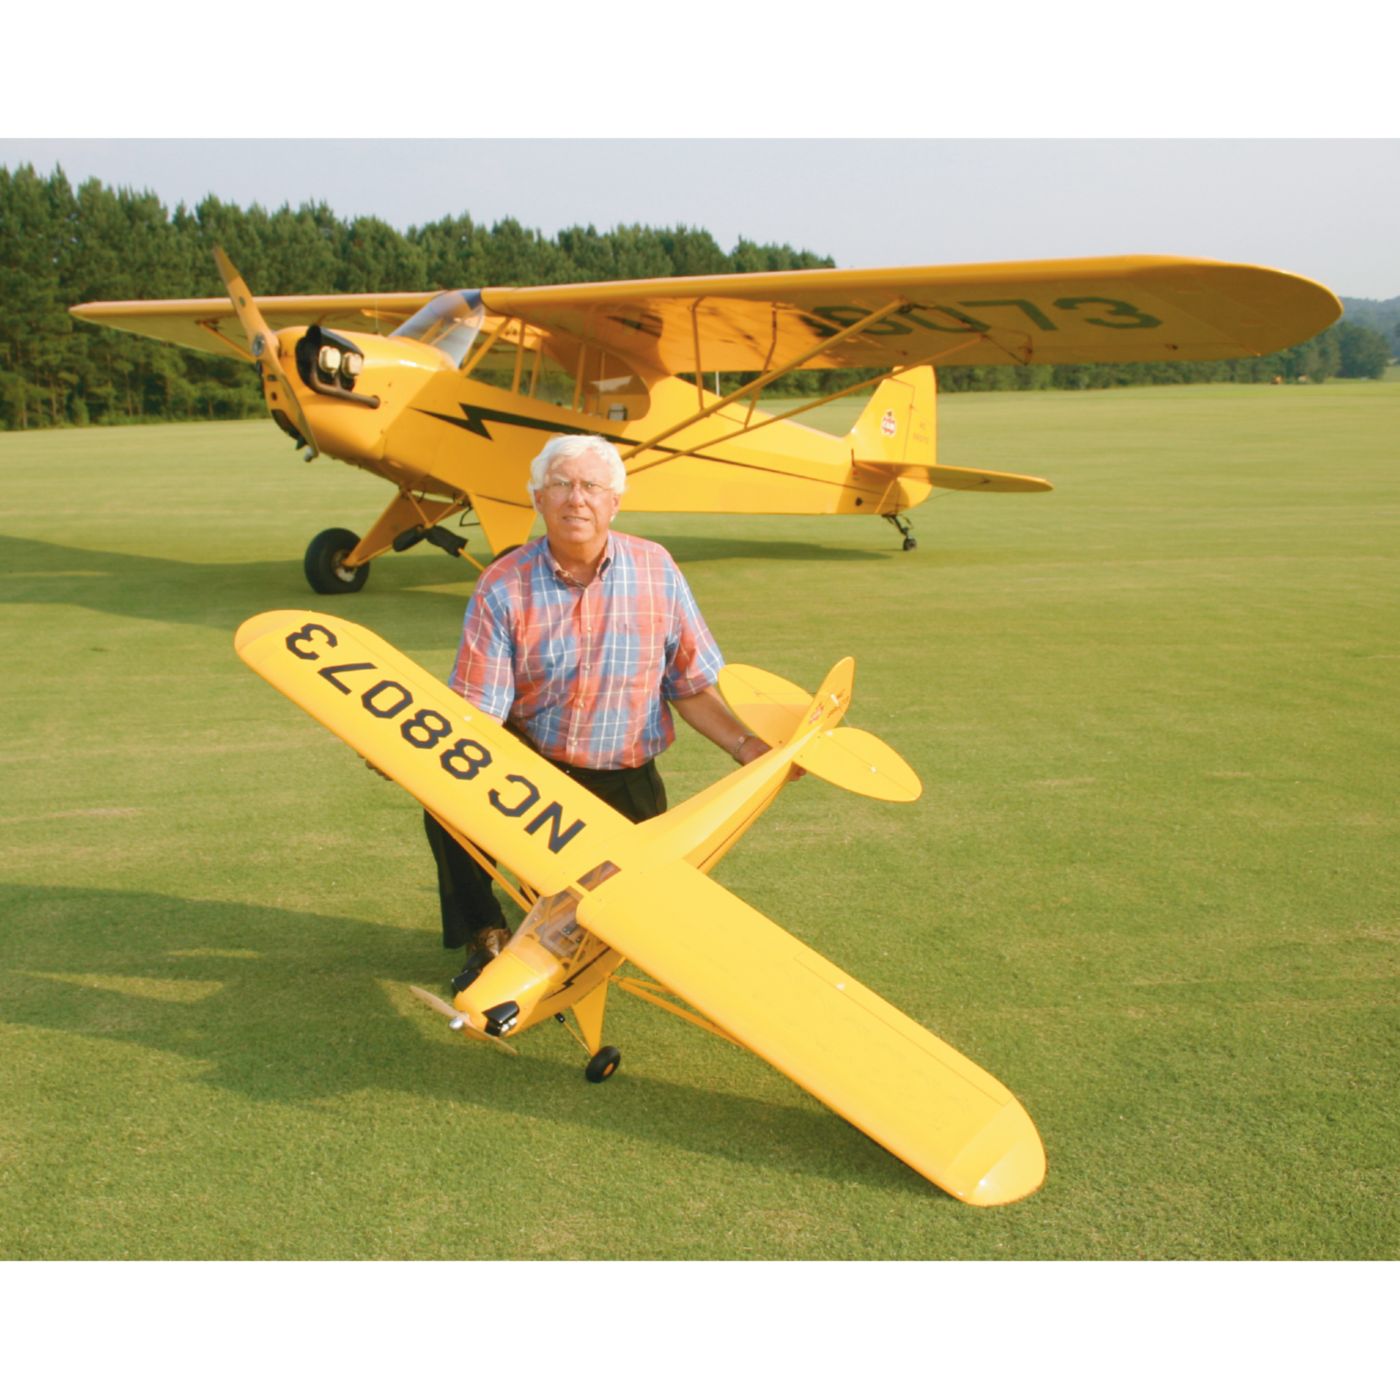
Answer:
[
  {"xmin": 585, "ymin": 1045, "xmax": 621, "ymax": 1083},
  {"xmin": 902, "ymin": 536, "xmax": 918, "ymax": 551},
  {"xmin": 305, "ymin": 528, "xmax": 370, "ymax": 594}
]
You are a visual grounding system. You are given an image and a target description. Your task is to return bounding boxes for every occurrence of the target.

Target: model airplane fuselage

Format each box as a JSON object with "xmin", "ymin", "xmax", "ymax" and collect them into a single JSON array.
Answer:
[
  {"xmin": 235, "ymin": 609, "xmax": 1044, "ymax": 1206},
  {"xmin": 72, "ymin": 252, "xmax": 1340, "ymax": 593}
]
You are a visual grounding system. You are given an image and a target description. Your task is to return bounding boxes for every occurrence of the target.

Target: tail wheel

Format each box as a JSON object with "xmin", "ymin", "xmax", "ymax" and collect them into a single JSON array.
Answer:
[
  {"xmin": 305, "ymin": 527, "xmax": 369, "ymax": 594},
  {"xmin": 585, "ymin": 1045, "xmax": 621, "ymax": 1083}
]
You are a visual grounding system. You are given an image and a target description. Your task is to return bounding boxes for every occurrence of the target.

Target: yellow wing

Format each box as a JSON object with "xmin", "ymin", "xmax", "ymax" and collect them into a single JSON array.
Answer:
[
  {"xmin": 481, "ymin": 255, "xmax": 1340, "ymax": 373},
  {"xmin": 70, "ymin": 291, "xmax": 433, "ymax": 362},
  {"xmin": 233, "ymin": 610, "xmax": 641, "ymax": 893},
  {"xmin": 579, "ymin": 858, "xmax": 1045, "ymax": 1206},
  {"xmin": 72, "ymin": 256, "xmax": 1338, "ymax": 374}
]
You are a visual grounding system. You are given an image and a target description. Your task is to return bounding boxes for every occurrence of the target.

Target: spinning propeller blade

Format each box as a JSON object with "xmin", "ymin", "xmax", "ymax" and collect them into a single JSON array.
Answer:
[
  {"xmin": 409, "ymin": 985, "xmax": 518, "ymax": 1056},
  {"xmin": 212, "ymin": 245, "xmax": 320, "ymax": 460}
]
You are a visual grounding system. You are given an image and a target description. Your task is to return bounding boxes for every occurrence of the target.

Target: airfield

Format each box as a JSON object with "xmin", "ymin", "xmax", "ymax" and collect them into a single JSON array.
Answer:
[{"xmin": 1, "ymin": 378, "xmax": 1396, "ymax": 1259}]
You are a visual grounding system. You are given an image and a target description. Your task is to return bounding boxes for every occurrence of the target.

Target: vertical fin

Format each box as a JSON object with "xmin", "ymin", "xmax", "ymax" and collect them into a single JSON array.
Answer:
[
  {"xmin": 796, "ymin": 657, "xmax": 855, "ymax": 738},
  {"xmin": 847, "ymin": 365, "xmax": 936, "ymax": 466}
]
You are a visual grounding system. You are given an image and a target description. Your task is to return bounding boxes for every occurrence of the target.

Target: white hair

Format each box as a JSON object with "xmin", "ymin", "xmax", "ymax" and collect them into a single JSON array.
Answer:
[{"xmin": 528, "ymin": 435, "xmax": 627, "ymax": 496}]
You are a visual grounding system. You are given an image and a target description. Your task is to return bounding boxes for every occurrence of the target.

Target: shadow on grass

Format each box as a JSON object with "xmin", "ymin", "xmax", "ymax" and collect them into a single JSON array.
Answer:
[
  {"xmin": 0, "ymin": 883, "xmax": 926, "ymax": 1198},
  {"xmin": 0, "ymin": 533, "xmax": 471, "ymax": 643},
  {"xmin": 646, "ymin": 531, "xmax": 890, "ymax": 566},
  {"xmin": 0, "ymin": 525, "xmax": 903, "ymax": 633}
]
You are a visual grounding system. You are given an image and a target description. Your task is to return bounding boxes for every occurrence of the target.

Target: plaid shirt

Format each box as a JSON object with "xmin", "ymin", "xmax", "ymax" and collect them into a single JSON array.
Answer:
[{"xmin": 448, "ymin": 532, "xmax": 724, "ymax": 770}]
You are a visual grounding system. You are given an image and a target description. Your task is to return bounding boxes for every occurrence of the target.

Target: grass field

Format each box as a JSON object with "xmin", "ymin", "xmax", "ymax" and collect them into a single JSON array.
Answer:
[{"xmin": 1, "ymin": 380, "xmax": 1396, "ymax": 1261}]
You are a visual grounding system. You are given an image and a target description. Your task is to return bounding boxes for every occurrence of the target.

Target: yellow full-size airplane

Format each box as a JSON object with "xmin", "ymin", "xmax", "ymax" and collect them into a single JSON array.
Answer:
[
  {"xmin": 75, "ymin": 251, "xmax": 1339, "ymax": 591},
  {"xmin": 236, "ymin": 608, "xmax": 1045, "ymax": 1206}
]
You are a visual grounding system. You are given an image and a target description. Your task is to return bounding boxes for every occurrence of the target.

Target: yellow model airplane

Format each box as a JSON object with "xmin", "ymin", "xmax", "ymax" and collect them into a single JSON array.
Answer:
[
  {"xmin": 235, "ymin": 608, "xmax": 1045, "ymax": 1206},
  {"xmin": 75, "ymin": 251, "xmax": 1338, "ymax": 591}
]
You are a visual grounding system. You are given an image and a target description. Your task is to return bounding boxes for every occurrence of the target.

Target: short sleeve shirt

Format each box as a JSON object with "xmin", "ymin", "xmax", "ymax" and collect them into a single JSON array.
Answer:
[{"xmin": 448, "ymin": 532, "xmax": 724, "ymax": 770}]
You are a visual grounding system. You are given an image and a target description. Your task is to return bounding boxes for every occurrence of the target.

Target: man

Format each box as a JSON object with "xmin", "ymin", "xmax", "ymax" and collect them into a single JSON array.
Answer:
[{"xmin": 424, "ymin": 433, "xmax": 772, "ymax": 989}]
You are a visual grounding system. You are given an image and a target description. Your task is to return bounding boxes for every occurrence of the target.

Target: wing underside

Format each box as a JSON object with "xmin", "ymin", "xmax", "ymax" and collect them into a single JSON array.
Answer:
[
  {"xmin": 579, "ymin": 859, "xmax": 1046, "ymax": 1205},
  {"xmin": 71, "ymin": 256, "xmax": 1339, "ymax": 377},
  {"xmin": 233, "ymin": 610, "xmax": 641, "ymax": 895},
  {"xmin": 69, "ymin": 291, "xmax": 432, "ymax": 361},
  {"xmin": 481, "ymin": 255, "xmax": 1340, "ymax": 374}
]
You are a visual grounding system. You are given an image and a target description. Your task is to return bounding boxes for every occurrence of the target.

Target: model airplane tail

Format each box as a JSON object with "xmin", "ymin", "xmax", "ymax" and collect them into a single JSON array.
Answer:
[{"xmin": 719, "ymin": 658, "xmax": 922, "ymax": 803}]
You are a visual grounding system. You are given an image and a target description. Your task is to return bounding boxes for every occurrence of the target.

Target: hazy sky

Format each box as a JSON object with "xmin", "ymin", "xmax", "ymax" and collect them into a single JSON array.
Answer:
[
  {"xmin": 3, "ymin": 138, "xmax": 1394, "ymax": 299},
  {"xmin": 4, "ymin": 7, "xmax": 1395, "ymax": 299}
]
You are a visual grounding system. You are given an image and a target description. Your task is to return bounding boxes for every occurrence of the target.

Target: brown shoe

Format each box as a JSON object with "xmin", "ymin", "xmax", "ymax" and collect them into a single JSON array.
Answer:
[{"xmin": 479, "ymin": 926, "xmax": 511, "ymax": 958}]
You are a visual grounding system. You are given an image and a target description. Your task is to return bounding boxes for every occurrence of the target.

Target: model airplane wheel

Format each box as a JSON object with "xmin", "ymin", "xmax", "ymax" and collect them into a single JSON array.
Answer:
[
  {"xmin": 304, "ymin": 528, "xmax": 370, "ymax": 594},
  {"xmin": 585, "ymin": 1045, "xmax": 621, "ymax": 1083},
  {"xmin": 902, "ymin": 537, "xmax": 918, "ymax": 551}
]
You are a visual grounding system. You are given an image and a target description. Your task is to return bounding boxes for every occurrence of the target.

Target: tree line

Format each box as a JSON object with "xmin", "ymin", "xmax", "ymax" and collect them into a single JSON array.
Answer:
[{"xmin": 1, "ymin": 163, "xmax": 1391, "ymax": 433}]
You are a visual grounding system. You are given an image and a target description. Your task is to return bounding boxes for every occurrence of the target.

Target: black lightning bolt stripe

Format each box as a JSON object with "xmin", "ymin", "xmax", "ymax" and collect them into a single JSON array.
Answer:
[
  {"xmin": 415, "ymin": 399, "xmax": 880, "ymax": 497},
  {"xmin": 416, "ymin": 402, "xmax": 634, "ymax": 446}
]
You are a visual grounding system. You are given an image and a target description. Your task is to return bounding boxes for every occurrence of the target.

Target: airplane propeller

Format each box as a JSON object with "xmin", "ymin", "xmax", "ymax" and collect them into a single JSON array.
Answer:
[
  {"xmin": 409, "ymin": 984, "xmax": 519, "ymax": 1056},
  {"xmin": 212, "ymin": 245, "xmax": 320, "ymax": 461}
]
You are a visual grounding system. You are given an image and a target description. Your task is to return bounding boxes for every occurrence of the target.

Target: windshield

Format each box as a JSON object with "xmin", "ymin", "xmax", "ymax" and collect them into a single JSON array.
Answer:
[{"xmin": 388, "ymin": 289, "xmax": 484, "ymax": 368}]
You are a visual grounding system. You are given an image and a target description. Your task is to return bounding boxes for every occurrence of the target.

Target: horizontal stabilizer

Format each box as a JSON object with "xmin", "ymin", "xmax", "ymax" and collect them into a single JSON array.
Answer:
[
  {"xmin": 718, "ymin": 662, "xmax": 921, "ymax": 802},
  {"xmin": 801, "ymin": 726, "xmax": 922, "ymax": 802},
  {"xmin": 717, "ymin": 663, "xmax": 812, "ymax": 747},
  {"xmin": 855, "ymin": 458, "xmax": 1053, "ymax": 493}
]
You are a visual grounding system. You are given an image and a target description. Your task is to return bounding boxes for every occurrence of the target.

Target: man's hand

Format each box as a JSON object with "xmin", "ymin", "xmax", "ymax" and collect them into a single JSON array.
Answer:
[{"xmin": 674, "ymin": 688, "xmax": 804, "ymax": 780}]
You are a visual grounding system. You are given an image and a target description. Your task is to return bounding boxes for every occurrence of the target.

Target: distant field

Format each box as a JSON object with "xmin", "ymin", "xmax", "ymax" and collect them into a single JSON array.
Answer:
[{"xmin": 1, "ymin": 379, "xmax": 1396, "ymax": 1259}]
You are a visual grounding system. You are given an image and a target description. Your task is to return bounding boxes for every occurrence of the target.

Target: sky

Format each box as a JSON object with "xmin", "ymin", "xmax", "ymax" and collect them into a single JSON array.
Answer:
[
  {"xmin": 4, "ymin": 5, "xmax": 1396, "ymax": 300},
  {"xmin": 1, "ymin": 137, "xmax": 1396, "ymax": 299}
]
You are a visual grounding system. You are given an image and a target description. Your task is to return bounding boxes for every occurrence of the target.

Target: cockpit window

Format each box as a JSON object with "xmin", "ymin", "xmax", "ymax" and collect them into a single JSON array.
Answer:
[{"xmin": 389, "ymin": 290, "xmax": 484, "ymax": 368}]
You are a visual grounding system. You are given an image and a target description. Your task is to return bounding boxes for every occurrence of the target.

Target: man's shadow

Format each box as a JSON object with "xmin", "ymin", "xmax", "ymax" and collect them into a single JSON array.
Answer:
[{"xmin": 1, "ymin": 882, "xmax": 926, "ymax": 1196}]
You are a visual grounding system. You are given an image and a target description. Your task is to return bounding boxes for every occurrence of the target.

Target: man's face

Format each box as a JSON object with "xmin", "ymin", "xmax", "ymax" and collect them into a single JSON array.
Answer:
[{"xmin": 534, "ymin": 449, "xmax": 620, "ymax": 556}]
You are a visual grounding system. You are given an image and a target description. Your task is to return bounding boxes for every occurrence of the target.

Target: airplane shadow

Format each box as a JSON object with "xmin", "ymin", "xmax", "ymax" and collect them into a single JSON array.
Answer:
[
  {"xmin": 0, "ymin": 532, "xmax": 470, "ymax": 647},
  {"xmin": 0, "ymin": 883, "xmax": 927, "ymax": 1198},
  {"xmin": 639, "ymin": 531, "xmax": 891, "ymax": 566},
  {"xmin": 0, "ymin": 528, "xmax": 896, "ymax": 639}
]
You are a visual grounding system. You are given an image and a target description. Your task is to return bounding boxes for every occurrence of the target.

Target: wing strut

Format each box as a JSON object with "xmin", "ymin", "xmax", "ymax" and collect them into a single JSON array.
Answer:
[
  {"xmin": 620, "ymin": 299, "xmax": 907, "ymax": 463},
  {"xmin": 611, "ymin": 975, "xmax": 743, "ymax": 1047},
  {"xmin": 624, "ymin": 335, "xmax": 983, "ymax": 481},
  {"xmin": 431, "ymin": 810, "xmax": 539, "ymax": 914}
]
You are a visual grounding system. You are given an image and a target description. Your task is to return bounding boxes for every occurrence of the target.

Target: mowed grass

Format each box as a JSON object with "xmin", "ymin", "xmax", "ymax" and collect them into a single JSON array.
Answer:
[{"xmin": 1, "ymin": 381, "xmax": 1396, "ymax": 1259}]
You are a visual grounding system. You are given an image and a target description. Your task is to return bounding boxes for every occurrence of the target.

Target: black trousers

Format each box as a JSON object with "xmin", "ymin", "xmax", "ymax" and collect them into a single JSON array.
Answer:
[{"xmin": 424, "ymin": 757, "xmax": 667, "ymax": 948}]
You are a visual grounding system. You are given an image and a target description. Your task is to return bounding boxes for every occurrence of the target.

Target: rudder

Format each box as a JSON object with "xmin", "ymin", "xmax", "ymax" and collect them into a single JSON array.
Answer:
[{"xmin": 847, "ymin": 365, "xmax": 936, "ymax": 467}]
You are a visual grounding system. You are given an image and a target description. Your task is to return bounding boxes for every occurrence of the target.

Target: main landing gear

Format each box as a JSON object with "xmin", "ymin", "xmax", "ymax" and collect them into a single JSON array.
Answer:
[
  {"xmin": 304, "ymin": 528, "xmax": 369, "ymax": 594},
  {"xmin": 585, "ymin": 1046, "xmax": 622, "ymax": 1083},
  {"xmin": 554, "ymin": 1013, "xmax": 622, "ymax": 1083},
  {"xmin": 303, "ymin": 521, "xmax": 473, "ymax": 594},
  {"xmin": 884, "ymin": 513, "xmax": 918, "ymax": 551}
]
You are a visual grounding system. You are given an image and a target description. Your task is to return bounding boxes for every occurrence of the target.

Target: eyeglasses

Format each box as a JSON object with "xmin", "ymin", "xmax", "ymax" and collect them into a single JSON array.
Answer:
[{"xmin": 541, "ymin": 477, "xmax": 616, "ymax": 499}]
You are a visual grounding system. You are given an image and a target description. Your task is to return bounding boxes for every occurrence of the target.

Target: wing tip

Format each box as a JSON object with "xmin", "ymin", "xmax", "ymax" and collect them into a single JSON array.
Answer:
[{"xmin": 946, "ymin": 1098, "xmax": 1047, "ymax": 1207}]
